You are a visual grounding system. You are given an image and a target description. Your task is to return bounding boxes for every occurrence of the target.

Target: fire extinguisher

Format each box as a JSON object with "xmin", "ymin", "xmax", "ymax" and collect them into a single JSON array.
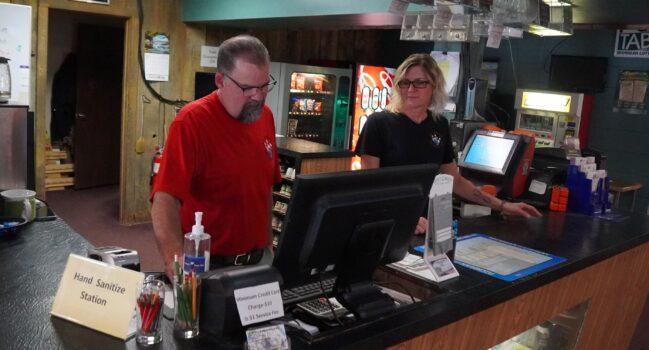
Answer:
[{"xmin": 151, "ymin": 145, "xmax": 163, "ymax": 187}]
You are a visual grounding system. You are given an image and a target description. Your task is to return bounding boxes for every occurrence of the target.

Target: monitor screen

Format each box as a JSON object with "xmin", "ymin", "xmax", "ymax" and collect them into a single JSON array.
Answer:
[
  {"xmin": 549, "ymin": 55, "xmax": 608, "ymax": 94},
  {"xmin": 459, "ymin": 131, "xmax": 519, "ymax": 175},
  {"xmin": 273, "ymin": 164, "xmax": 437, "ymax": 318},
  {"xmin": 194, "ymin": 72, "xmax": 216, "ymax": 100}
]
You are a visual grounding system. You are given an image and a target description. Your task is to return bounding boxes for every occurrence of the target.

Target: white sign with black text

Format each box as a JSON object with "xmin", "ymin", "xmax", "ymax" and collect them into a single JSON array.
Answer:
[
  {"xmin": 614, "ymin": 29, "xmax": 649, "ymax": 58},
  {"xmin": 200, "ymin": 45, "xmax": 219, "ymax": 68},
  {"xmin": 50, "ymin": 254, "xmax": 144, "ymax": 339},
  {"xmin": 234, "ymin": 282, "xmax": 284, "ymax": 326}
]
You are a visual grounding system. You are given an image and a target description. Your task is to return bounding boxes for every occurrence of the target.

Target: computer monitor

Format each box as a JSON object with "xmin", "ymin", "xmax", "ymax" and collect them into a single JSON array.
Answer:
[
  {"xmin": 273, "ymin": 164, "xmax": 438, "ymax": 319},
  {"xmin": 458, "ymin": 130, "xmax": 521, "ymax": 176},
  {"xmin": 195, "ymin": 72, "xmax": 216, "ymax": 100},
  {"xmin": 450, "ymin": 120, "xmax": 488, "ymax": 159},
  {"xmin": 549, "ymin": 55, "xmax": 607, "ymax": 94}
]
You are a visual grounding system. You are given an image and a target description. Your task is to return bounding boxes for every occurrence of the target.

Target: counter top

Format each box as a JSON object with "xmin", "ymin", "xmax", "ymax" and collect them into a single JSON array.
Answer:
[
  {"xmin": 331, "ymin": 212, "xmax": 649, "ymax": 349},
  {"xmin": 2, "ymin": 212, "xmax": 648, "ymax": 349},
  {"xmin": 0, "ymin": 219, "xmax": 92, "ymax": 349},
  {"xmin": 276, "ymin": 137, "xmax": 353, "ymax": 159}
]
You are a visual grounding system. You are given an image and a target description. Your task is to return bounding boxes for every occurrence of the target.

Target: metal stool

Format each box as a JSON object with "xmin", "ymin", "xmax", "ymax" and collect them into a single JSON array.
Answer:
[{"xmin": 610, "ymin": 180, "xmax": 642, "ymax": 211}]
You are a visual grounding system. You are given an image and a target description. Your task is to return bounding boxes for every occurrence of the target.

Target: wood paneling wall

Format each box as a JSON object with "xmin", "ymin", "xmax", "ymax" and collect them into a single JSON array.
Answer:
[
  {"xmin": 205, "ymin": 26, "xmax": 394, "ymax": 67},
  {"xmin": 299, "ymin": 157, "xmax": 353, "ymax": 175},
  {"xmin": 2, "ymin": 0, "xmax": 398, "ymax": 225},
  {"xmin": 389, "ymin": 242, "xmax": 649, "ymax": 350},
  {"xmin": 2, "ymin": 0, "xmax": 203, "ymax": 224}
]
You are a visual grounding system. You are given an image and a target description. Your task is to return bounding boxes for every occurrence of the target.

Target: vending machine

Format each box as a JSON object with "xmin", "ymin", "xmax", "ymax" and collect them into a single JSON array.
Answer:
[
  {"xmin": 514, "ymin": 88, "xmax": 593, "ymax": 148},
  {"xmin": 350, "ymin": 64, "xmax": 396, "ymax": 170},
  {"xmin": 266, "ymin": 63, "xmax": 352, "ymax": 148}
]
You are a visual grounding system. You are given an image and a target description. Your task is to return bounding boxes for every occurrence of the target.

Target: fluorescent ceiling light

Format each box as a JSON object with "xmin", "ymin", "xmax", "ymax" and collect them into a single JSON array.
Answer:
[
  {"xmin": 528, "ymin": 3, "xmax": 573, "ymax": 36},
  {"xmin": 541, "ymin": 0, "xmax": 572, "ymax": 6},
  {"xmin": 528, "ymin": 24, "xmax": 572, "ymax": 36}
]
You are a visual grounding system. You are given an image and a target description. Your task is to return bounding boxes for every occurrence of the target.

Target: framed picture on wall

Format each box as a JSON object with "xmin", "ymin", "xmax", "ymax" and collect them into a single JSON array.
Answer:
[{"xmin": 613, "ymin": 71, "xmax": 648, "ymax": 115}]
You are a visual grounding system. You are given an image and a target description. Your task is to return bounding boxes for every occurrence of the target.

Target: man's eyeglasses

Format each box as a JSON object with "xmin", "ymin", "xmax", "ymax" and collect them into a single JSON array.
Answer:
[
  {"xmin": 224, "ymin": 73, "xmax": 277, "ymax": 96},
  {"xmin": 397, "ymin": 79, "xmax": 432, "ymax": 89}
]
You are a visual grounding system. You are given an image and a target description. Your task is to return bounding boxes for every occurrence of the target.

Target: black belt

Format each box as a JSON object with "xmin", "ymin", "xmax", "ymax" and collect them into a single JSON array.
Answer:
[{"xmin": 210, "ymin": 249, "xmax": 264, "ymax": 268}]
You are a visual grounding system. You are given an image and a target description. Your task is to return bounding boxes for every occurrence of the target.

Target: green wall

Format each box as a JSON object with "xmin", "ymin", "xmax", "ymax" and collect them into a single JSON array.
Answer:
[
  {"xmin": 183, "ymin": 0, "xmax": 428, "ymax": 22},
  {"xmin": 484, "ymin": 29, "xmax": 649, "ymax": 213}
]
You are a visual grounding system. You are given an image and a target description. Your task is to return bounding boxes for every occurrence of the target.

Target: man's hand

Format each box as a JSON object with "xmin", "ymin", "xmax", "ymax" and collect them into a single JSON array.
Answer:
[
  {"xmin": 415, "ymin": 217, "xmax": 427, "ymax": 235},
  {"xmin": 151, "ymin": 192, "xmax": 184, "ymax": 283},
  {"xmin": 502, "ymin": 201, "xmax": 542, "ymax": 218},
  {"xmin": 166, "ymin": 260, "xmax": 177, "ymax": 283}
]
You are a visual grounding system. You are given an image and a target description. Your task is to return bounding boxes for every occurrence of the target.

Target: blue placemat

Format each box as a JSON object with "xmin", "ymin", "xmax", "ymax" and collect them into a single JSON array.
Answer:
[{"xmin": 414, "ymin": 233, "xmax": 567, "ymax": 282}]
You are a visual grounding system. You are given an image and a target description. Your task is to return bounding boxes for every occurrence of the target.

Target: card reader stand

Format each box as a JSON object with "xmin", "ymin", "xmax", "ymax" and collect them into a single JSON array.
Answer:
[
  {"xmin": 333, "ymin": 220, "xmax": 398, "ymax": 320},
  {"xmin": 200, "ymin": 265, "xmax": 283, "ymax": 340}
]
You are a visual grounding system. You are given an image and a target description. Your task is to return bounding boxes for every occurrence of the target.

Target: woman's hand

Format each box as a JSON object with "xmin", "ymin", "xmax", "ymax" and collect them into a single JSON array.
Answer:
[
  {"xmin": 415, "ymin": 217, "xmax": 427, "ymax": 235},
  {"xmin": 502, "ymin": 201, "xmax": 542, "ymax": 218}
]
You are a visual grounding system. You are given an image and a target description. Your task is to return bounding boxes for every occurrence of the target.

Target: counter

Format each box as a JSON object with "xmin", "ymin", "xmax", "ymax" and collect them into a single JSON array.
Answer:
[
  {"xmin": 1, "ymin": 212, "xmax": 648, "ymax": 349},
  {"xmin": 276, "ymin": 137, "xmax": 353, "ymax": 160},
  {"xmin": 276, "ymin": 137, "xmax": 353, "ymax": 175}
]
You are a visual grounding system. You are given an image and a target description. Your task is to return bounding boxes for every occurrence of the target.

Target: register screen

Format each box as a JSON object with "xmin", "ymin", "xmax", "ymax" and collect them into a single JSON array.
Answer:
[{"xmin": 464, "ymin": 135, "xmax": 515, "ymax": 172}]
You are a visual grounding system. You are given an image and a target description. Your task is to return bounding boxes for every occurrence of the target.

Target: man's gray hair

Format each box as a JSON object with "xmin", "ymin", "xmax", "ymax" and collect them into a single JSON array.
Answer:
[{"xmin": 216, "ymin": 35, "xmax": 270, "ymax": 74}]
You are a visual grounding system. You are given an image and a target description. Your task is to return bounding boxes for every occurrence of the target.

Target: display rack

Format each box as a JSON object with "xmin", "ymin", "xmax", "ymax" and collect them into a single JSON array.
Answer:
[{"xmin": 271, "ymin": 137, "xmax": 353, "ymax": 248}]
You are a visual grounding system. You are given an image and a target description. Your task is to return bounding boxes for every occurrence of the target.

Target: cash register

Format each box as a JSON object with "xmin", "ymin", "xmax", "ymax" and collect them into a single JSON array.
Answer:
[{"xmin": 458, "ymin": 129, "xmax": 533, "ymax": 200}]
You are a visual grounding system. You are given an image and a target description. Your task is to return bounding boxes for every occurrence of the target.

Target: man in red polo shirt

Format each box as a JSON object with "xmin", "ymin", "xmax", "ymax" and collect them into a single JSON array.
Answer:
[{"xmin": 151, "ymin": 35, "xmax": 281, "ymax": 279}]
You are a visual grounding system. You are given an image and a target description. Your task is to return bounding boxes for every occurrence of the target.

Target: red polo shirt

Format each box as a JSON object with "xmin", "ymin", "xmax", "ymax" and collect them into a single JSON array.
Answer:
[{"xmin": 152, "ymin": 92, "xmax": 281, "ymax": 256}]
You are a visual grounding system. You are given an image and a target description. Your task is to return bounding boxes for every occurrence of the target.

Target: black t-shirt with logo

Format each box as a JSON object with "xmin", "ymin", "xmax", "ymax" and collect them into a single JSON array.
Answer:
[{"xmin": 355, "ymin": 111, "xmax": 454, "ymax": 167}]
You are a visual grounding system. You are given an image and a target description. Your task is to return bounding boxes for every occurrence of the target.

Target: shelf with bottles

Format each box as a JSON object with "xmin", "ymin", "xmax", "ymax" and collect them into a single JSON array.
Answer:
[
  {"xmin": 278, "ymin": 166, "xmax": 295, "ymax": 187},
  {"xmin": 273, "ymin": 183, "xmax": 293, "ymax": 200},
  {"xmin": 289, "ymin": 89, "xmax": 333, "ymax": 95},
  {"xmin": 286, "ymin": 132, "xmax": 321, "ymax": 141},
  {"xmin": 271, "ymin": 215, "xmax": 283, "ymax": 235},
  {"xmin": 272, "ymin": 200, "xmax": 288, "ymax": 216},
  {"xmin": 287, "ymin": 119, "xmax": 323, "ymax": 140},
  {"xmin": 272, "ymin": 233, "xmax": 280, "ymax": 248},
  {"xmin": 279, "ymin": 159, "xmax": 297, "ymax": 181},
  {"xmin": 272, "ymin": 191, "xmax": 291, "ymax": 201},
  {"xmin": 289, "ymin": 96, "xmax": 325, "ymax": 115},
  {"xmin": 288, "ymin": 111, "xmax": 324, "ymax": 117},
  {"xmin": 273, "ymin": 141, "xmax": 354, "ymax": 249}
]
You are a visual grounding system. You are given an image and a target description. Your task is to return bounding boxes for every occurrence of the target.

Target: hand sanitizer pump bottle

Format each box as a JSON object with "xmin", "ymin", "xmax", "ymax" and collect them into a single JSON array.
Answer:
[{"xmin": 183, "ymin": 212, "xmax": 211, "ymax": 274}]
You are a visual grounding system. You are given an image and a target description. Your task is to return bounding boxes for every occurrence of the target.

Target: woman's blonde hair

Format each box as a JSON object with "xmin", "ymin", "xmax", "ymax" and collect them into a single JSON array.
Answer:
[{"xmin": 387, "ymin": 53, "xmax": 447, "ymax": 116}]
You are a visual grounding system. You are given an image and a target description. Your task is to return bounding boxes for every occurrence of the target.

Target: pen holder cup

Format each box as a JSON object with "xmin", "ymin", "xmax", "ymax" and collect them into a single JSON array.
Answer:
[
  {"xmin": 136, "ymin": 279, "xmax": 165, "ymax": 345},
  {"xmin": 173, "ymin": 275, "xmax": 201, "ymax": 339}
]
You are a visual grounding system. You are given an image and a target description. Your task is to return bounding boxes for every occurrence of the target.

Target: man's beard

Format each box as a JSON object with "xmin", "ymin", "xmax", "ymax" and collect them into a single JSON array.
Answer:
[{"xmin": 237, "ymin": 100, "xmax": 264, "ymax": 123}]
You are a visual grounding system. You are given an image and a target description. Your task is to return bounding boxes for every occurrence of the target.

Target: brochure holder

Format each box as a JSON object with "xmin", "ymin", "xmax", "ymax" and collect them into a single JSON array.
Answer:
[{"xmin": 424, "ymin": 174, "xmax": 459, "ymax": 282}]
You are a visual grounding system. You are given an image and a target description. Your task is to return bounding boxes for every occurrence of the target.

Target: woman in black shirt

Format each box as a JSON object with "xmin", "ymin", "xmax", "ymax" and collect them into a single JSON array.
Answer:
[{"xmin": 356, "ymin": 54, "xmax": 540, "ymax": 234}]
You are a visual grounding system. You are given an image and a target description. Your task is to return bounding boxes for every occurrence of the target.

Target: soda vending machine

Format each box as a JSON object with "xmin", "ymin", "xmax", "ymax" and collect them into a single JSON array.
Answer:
[
  {"xmin": 350, "ymin": 64, "xmax": 396, "ymax": 170},
  {"xmin": 266, "ymin": 63, "xmax": 352, "ymax": 148}
]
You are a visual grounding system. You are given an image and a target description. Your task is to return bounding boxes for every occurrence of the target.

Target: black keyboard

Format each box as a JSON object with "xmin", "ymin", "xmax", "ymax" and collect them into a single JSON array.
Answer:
[{"xmin": 281, "ymin": 277, "xmax": 336, "ymax": 304}]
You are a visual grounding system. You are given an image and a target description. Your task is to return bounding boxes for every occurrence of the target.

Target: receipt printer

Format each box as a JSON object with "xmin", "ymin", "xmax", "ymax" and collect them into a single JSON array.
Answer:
[
  {"xmin": 200, "ymin": 265, "xmax": 283, "ymax": 339},
  {"xmin": 87, "ymin": 246, "xmax": 141, "ymax": 272}
]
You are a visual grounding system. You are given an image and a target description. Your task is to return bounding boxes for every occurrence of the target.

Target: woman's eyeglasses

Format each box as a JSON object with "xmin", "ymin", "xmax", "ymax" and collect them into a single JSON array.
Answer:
[{"xmin": 397, "ymin": 80, "xmax": 432, "ymax": 89}]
